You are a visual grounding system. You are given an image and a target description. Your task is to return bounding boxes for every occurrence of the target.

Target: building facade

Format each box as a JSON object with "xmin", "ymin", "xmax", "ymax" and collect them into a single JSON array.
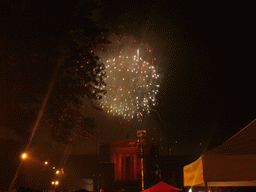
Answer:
[{"xmin": 110, "ymin": 138, "xmax": 150, "ymax": 181}]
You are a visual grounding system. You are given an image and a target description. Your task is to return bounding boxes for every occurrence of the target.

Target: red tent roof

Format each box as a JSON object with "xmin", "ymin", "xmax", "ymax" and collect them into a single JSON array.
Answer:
[{"xmin": 142, "ymin": 181, "xmax": 182, "ymax": 192}]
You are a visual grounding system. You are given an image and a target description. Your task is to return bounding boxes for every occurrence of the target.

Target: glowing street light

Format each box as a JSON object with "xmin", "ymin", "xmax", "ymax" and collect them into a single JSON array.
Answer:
[
  {"xmin": 44, "ymin": 161, "xmax": 48, "ymax": 165},
  {"xmin": 52, "ymin": 181, "xmax": 59, "ymax": 185},
  {"xmin": 21, "ymin": 153, "xmax": 27, "ymax": 159},
  {"xmin": 56, "ymin": 170, "xmax": 60, "ymax": 174}
]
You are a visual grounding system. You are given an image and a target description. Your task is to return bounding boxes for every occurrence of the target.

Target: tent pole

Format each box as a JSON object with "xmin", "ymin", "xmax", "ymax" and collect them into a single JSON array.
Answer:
[{"xmin": 204, "ymin": 181, "xmax": 208, "ymax": 192}]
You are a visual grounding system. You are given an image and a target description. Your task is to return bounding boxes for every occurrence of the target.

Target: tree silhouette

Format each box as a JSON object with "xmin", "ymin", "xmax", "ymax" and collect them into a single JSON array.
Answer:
[
  {"xmin": 41, "ymin": 0, "xmax": 110, "ymax": 144},
  {"xmin": 0, "ymin": 0, "xmax": 110, "ymax": 144}
]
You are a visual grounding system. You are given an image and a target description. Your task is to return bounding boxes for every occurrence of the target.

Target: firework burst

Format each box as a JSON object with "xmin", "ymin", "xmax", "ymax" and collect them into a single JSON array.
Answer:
[{"xmin": 96, "ymin": 34, "xmax": 161, "ymax": 121}]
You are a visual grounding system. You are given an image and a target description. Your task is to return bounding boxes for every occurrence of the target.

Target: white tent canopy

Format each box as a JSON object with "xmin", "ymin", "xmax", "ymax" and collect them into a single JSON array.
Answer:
[{"xmin": 183, "ymin": 118, "xmax": 256, "ymax": 187}]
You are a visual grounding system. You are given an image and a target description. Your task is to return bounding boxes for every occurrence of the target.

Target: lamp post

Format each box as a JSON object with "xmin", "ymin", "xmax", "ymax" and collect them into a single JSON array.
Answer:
[
  {"xmin": 8, "ymin": 152, "xmax": 28, "ymax": 192},
  {"xmin": 137, "ymin": 130, "xmax": 146, "ymax": 191}
]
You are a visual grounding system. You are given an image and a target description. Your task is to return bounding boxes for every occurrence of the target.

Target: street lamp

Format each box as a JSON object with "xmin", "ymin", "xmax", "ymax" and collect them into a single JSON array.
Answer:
[
  {"xmin": 21, "ymin": 153, "xmax": 27, "ymax": 159},
  {"xmin": 44, "ymin": 161, "xmax": 48, "ymax": 165},
  {"xmin": 9, "ymin": 153, "xmax": 28, "ymax": 191},
  {"xmin": 52, "ymin": 181, "xmax": 59, "ymax": 185}
]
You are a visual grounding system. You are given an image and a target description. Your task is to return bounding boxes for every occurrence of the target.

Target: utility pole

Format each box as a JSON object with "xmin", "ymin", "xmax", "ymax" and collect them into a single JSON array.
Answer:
[
  {"xmin": 140, "ymin": 143, "xmax": 144, "ymax": 191},
  {"xmin": 137, "ymin": 130, "xmax": 146, "ymax": 191},
  {"xmin": 95, "ymin": 130, "xmax": 100, "ymax": 192}
]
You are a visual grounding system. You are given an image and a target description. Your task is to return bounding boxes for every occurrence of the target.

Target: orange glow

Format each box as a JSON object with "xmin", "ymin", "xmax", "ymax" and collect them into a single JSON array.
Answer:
[{"xmin": 21, "ymin": 153, "xmax": 27, "ymax": 159}]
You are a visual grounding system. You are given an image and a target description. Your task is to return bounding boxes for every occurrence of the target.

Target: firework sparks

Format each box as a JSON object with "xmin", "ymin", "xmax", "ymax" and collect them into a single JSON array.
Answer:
[
  {"xmin": 95, "ymin": 34, "xmax": 161, "ymax": 121},
  {"xmin": 91, "ymin": 35, "xmax": 160, "ymax": 121}
]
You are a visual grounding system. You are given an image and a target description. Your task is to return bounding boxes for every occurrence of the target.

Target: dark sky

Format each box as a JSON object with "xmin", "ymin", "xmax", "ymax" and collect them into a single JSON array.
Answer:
[
  {"xmin": 0, "ymin": 0, "xmax": 255, "ymax": 156},
  {"xmin": 97, "ymin": 0, "xmax": 256, "ymax": 149}
]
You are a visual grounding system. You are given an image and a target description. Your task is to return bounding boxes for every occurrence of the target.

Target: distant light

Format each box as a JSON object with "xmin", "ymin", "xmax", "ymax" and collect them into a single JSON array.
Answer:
[
  {"xmin": 53, "ymin": 167, "xmax": 55, "ymax": 169},
  {"xmin": 52, "ymin": 182, "xmax": 55, "ymax": 185},
  {"xmin": 44, "ymin": 161, "xmax": 48, "ymax": 165},
  {"xmin": 56, "ymin": 170, "xmax": 60, "ymax": 174},
  {"xmin": 188, "ymin": 189, "xmax": 192, "ymax": 192},
  {"xmin": 21, "ymin": 153, "xmax": 27, "ymax": 159},
  {"xmin": 55, "ymin": 181, "xmax": 59, "ymax": 185}
]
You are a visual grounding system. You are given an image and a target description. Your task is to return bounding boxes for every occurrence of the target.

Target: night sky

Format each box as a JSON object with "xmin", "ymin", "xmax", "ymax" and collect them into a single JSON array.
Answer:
[{"xmin": 0, "ymin": 0, "xmax": 255, "ymax": 156}]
